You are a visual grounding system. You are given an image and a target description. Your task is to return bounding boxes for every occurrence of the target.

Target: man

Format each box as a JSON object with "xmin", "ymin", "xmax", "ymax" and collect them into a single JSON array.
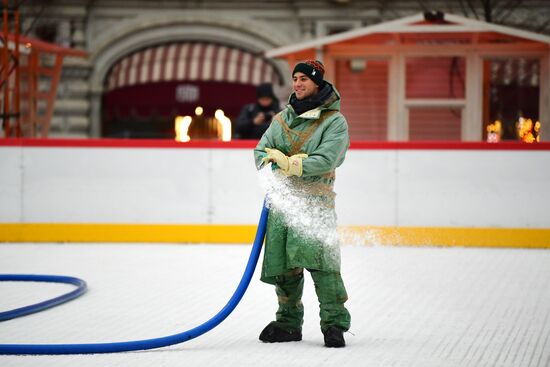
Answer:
[
  {"xmin": 254, "ymin": 60, "xmax": 351, "ymax": 348},
  {"xmin": 235, "ymin": 83, "xmax": 280, "ymax": 139}
]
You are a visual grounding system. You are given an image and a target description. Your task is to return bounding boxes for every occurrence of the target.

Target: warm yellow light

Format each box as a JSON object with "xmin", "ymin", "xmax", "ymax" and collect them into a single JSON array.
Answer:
[
  {"xmin": 195, "ymin": 106, "xmax": 203, "ymax": 116},
  {"xmin": 175, "ymin": 115, "xmax": 192, "ymax": 142},
  {"xmin": 486, "ymin": 120, "xmax": 502, "ymax": 143},
  {"xmin": 516, "ymin": 117, "xmax": 540, "ymax": 144},
  {"xmin": 25, "ymin": 42, "xmax": 32, "ymax": 48},
  {"xmin": 214, "ymin": 109, "xmax": 232, "ymax": 142}
]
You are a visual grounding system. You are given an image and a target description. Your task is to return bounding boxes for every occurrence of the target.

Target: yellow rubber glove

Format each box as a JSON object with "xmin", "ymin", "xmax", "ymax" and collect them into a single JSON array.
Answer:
[
  {"xmin": 263, "ymin": 148, "xmax": 289, "ymax": 171},
  {"xmin": 285, "ymin": 153, "xmax": 308, "ymax": 177},
  {"xmin": 263, "ymin": 148, "xmax": 308, "ymax": 177}
]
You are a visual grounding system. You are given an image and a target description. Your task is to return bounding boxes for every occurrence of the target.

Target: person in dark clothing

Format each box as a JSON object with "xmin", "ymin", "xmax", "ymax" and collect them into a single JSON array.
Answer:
[{"xmin": 235, "ymin": 83, "xmax": 281, "ymax": 139}]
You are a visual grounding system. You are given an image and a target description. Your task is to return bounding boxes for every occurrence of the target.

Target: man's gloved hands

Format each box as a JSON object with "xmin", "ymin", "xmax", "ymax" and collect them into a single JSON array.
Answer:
[
  {"xmin": 263, "ymin": 148, "xmax": 289, "ymax": 170},
  {"xmin": 262, "ymin": 148, "xmax": 308, "ymax": 177},
  {"xmin": 287, "ymin": 153, "xmax": 308, "ymax": 177}
]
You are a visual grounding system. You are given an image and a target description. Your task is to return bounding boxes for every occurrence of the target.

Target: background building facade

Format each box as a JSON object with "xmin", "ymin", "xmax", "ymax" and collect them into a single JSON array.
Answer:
[{"xmin": 17, "ymin": 0, "xmax": 550, "ymax": 139}]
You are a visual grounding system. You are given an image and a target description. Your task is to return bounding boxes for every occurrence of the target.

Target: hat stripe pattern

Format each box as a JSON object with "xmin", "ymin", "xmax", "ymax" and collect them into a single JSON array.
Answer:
[{"xmin": 305, "ymin": 60, "xmax": 325, "ymax": 74}]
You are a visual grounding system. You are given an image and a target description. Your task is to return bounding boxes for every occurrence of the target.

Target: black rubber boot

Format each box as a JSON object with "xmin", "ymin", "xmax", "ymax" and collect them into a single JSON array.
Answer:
[
  {"xmin": 259, "ymin": 322, "xmax": 302, "ymax": 343},
  {"xmin": 323, "ymin": 326, "xmax": 345, "ymax": 348}
]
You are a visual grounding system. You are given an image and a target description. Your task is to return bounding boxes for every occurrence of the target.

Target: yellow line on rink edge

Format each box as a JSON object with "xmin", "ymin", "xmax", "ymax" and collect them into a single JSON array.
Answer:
[
  {"xmin": 0, "ymin": 224, "xmax": 258, "ymax": 244},
  {"xmin": 338, "ymin": 226, "xmax": 550, "ymax": 248},
  {"xmin": 0, "ymin": 224, "xmax": 549, "ymax": 248}
]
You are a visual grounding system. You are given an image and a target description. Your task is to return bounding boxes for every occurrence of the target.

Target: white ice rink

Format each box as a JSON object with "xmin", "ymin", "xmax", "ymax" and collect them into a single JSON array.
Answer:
[{"xmin": 1, "ymin": 243, "xmax": 550, "ymax": 367}]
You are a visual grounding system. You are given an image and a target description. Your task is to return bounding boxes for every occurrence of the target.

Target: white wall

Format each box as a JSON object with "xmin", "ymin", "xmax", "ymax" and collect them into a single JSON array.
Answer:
[
  {"xmin": 1, "ymin": 146, "xmax": 549, "ymax": 228},
  {"xmin": 337, "ymin": 150, "xmax": 550, "ymax": 228},
  {"xmin": 0, "ymin": 147, "xmax": 22, "ymax": 222}
]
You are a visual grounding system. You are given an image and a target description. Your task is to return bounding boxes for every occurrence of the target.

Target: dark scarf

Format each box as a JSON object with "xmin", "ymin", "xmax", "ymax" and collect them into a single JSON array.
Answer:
[{"xmin": 289, "ymin": 83, "xmax": 336, "ymax": 116}]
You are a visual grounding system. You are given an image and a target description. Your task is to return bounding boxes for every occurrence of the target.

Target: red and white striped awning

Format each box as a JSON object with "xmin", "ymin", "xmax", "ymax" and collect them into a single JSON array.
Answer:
[{"xmin": 105, "ymin": 42, "xmax": 281, "ymax": 91}]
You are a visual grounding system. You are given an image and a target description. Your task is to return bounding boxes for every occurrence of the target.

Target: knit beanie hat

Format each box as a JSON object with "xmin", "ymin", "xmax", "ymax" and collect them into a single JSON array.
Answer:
[
  {"xmin": 292, "ymin": 60, "xmax": 325, "ymax": 86},
  {"xmin": 256, "ymin": 83, "xmax": 275, "ymax": 99}
]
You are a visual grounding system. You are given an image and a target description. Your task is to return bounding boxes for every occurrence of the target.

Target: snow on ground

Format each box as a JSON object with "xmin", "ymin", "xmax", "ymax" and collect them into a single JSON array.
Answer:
[{"xmin": 0, "ymin": 243, "xmax": 549, "ymax": 367}]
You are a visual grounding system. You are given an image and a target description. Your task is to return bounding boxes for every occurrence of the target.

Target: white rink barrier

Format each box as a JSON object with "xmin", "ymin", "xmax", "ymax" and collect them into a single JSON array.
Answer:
[{"xmin": 1, "ymin": 139, "xmax": 549, "ymax": 247}]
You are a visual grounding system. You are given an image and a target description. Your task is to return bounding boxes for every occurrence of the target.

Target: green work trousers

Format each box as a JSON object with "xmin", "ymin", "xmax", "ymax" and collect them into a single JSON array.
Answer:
[{"xmin": 274, "ymin": 267, "xmax": 351, "ymax": 332}]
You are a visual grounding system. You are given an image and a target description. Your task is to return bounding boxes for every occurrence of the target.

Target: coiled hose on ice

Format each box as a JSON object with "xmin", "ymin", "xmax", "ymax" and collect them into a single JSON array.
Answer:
[
  {"xmin": 0, "ymin": 202, "xmax": 269, "ymax": 355},
  {"xmin": 0, "ymin": 274, "xmax": 88, "ymax": 322}
]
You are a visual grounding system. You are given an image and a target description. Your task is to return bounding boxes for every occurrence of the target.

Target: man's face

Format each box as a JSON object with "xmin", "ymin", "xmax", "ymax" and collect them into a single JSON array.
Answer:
[
  {"xmin": 258, "ymin": 96, "xmax": 273, "ymax": 107},
  {"xmin": 293, "ymin": 72, "xmax": 319, "ymax": 100}
]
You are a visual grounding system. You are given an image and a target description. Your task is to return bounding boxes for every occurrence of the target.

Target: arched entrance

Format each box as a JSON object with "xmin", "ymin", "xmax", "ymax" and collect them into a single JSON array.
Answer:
[
  {"xmin": 102, "ymin": 42, "xmax": 282, "ymax": 139},
  {"xmin": 87, "ymin": 14, "xmax": 291, "ymax": 138}
]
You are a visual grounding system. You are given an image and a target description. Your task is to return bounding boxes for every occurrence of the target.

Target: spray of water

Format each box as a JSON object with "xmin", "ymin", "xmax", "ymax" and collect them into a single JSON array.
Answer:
[
  {"xmin": 258, "ymin": 168, "xmax": 342, "ymax": 266},
  {"xmin": 258, "ymin": 166, "xmax": 383, "ymax": 249}
]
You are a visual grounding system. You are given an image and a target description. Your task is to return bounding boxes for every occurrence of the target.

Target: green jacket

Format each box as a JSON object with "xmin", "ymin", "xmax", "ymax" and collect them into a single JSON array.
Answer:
[{"xmin": 254, "ymin": 83, "xmax": 350, "ymax": 284}]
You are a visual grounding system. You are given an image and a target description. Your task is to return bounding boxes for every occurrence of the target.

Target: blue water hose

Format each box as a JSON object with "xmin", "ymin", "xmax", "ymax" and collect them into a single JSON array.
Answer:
[
  {"xmin": 0, "ymin": 202, "xmax": 269, "ymax": 355},
  {"xmin": 0, "ymin": 274, "xmax": 87, "ymax": 322}
]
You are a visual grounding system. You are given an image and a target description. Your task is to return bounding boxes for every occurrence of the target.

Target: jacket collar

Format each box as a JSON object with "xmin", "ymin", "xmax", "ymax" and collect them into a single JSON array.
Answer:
[{"xmin": 297, "ymin": 108, "xmax": 322, "ymax": 119}]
